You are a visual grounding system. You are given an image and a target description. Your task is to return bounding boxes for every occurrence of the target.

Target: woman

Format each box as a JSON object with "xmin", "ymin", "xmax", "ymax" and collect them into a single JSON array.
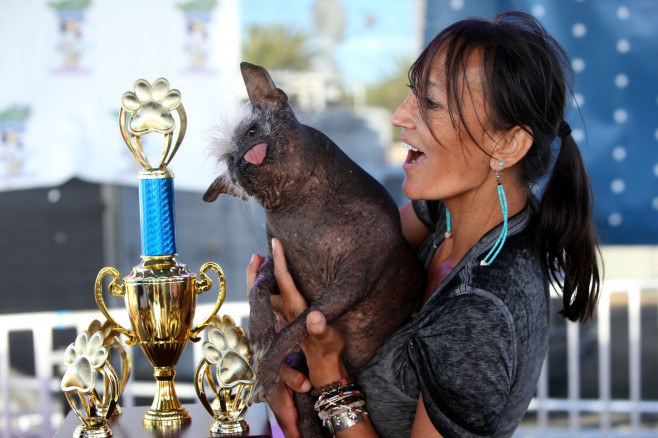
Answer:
[{"xmin": 249, "ymin": 11, "xmax": 601, "ymax": 437}]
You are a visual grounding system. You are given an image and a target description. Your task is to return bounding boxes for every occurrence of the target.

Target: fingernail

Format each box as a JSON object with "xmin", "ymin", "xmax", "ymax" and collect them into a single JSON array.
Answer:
[
  {"xmin": 308, "ymin": 311, "xmax": 322, "ymax": 324},
  {"xmin": 249, "ymin": 253, "xmax": 256, "ymax": 264},
  {"xmin": 271, "ymin": 238, "xmax": 277, "ymax": 251},
  {"xmin": 300, "ymin": 380, "xmax": 311, "ymax": 392}
]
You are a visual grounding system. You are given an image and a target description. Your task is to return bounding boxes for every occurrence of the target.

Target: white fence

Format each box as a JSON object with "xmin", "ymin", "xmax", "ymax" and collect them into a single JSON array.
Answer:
[
  {"xmin": 1, "ymin": 279, "xmax": 657, "ymax": 437},
  {"xmin": 517, "ymin": 278, "xmax": 658, "ymax": 437}
]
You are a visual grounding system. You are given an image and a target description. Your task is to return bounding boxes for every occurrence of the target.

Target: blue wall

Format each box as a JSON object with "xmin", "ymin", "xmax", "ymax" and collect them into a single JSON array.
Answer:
[{"xmin": 423, "ymin": 0, "xmax": 658, "ymax": 244}]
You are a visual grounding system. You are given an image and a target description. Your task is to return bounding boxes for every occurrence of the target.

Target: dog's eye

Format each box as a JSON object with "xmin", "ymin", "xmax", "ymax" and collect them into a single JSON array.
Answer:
[{"xmin": 245, "ymin": 124, "xmax": 258, "ymax": 138}]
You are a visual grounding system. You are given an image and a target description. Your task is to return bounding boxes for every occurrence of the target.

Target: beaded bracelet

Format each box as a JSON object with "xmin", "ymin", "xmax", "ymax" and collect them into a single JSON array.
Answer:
[
  {"xmin": 310, "ymin": 377, "xmax": 352, "ymax": 397},
  {"xmin": 313, "ymin": 383, "xmax": 362, "ymax": 412}
]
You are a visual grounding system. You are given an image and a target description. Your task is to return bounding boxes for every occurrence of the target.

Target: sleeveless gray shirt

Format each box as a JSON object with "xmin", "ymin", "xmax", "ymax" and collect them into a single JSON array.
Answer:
[{"xmin": 356, "ymin": 199, "xmax": 550, "ymax": 437}]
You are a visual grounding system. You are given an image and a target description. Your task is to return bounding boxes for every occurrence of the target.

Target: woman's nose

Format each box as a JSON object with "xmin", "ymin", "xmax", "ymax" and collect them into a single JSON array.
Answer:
[{"xmin": 391, "ymin": 93, "xmax": 416, "ymax": 129}]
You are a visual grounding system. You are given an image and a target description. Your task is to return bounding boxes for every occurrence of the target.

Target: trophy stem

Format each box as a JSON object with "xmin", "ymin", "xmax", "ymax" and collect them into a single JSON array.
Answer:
[{"xmin": 143, "ymin": 366, "xmax": 190, "ymax": 426}]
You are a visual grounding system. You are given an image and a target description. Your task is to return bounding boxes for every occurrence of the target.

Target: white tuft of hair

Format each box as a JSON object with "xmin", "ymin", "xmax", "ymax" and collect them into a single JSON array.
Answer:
[{"xmin": 207, "ymin": 100, "xmax": 256, "ymax": 172}]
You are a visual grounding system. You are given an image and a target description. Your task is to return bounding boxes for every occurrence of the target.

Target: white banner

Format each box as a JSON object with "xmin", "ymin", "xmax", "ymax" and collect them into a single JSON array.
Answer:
[{"xmin": 0, "ymin": 0, "xmax": 241, "ymax": 192}]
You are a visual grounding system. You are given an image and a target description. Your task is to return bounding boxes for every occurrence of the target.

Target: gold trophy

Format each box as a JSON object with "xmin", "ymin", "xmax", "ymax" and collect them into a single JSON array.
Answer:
[
  {"xmin": 94, "ymin": 78, "xmax": 226, "ymax": 428},
  {"xmin": 86, "ymin": 319, "xmax": 132, "ymax": 418},
  {"xmin": 194, "ymin": 315, "xmax": 256, "ymax": 435},
  {"xmin": 60, "ymin": 330, "xmax": 120, "ymax": 438}
]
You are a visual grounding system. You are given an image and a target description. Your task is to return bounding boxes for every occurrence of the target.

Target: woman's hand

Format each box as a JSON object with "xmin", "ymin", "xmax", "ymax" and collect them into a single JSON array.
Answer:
[
  {"xmin": 251, "ymin": 239, "xmax": 385, "ymax": 438},
  {"xmin": 269, "ymin": 238, "xmax": 348, "ymax": 388}
]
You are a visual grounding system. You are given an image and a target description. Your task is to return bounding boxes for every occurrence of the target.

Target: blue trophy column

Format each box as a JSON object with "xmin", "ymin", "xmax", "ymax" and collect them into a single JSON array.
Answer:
[{"xmin": 138, "ymin": 170, "xmax": 177, "ymax": 256}]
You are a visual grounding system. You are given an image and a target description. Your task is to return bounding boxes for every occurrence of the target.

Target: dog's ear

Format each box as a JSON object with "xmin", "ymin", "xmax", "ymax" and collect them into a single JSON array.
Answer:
[
  {"xmin": 202, "ymin": 175, "xmax": 248, "ymax": 202},
  {"xmin": 240, "ymin": 62, "xmax": 289, "ymax": 110}
]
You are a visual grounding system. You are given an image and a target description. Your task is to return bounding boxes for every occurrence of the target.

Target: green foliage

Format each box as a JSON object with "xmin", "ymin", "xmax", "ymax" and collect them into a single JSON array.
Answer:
[
  {"xmin": 176, "ymin": 0, "xmax": 218, "ymax": 12},
  {"xmin": 363, "ymin": 56, "xmax": 411, "ymax": 114},
  {"xmin": 242, "ymin": 25, "xmax": 316, "ymax": 71},
  {"xmin": 48, "ymin": 0, "xmax": 91, "ymax": 11},
  {"xmin": 0, "ymin": 105, "xmax": 31, "ymax": 122}
]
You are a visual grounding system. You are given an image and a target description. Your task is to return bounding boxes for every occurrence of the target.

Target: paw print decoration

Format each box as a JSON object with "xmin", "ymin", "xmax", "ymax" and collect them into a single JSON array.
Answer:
[
  {"xmin": 118, "ymin": 77, "xmax": 187, "ymax": 170},
  {"xmin": 203, "ymin": 315, "xmax": 255, "ymax": 388},
  {"xmin": 60, "ymin": 330, "xmax": 120, "ymax": 432},
  {"xmin": 121, "ymin": 78, "xmax": 181, "ymax": 135},
  {"xmin": 194, "ymin": 315, "xmax": 256, "ymax": 434},
  {"xmin": 61, "ymin": 331, "xmax": 109, "ymax": 393}
]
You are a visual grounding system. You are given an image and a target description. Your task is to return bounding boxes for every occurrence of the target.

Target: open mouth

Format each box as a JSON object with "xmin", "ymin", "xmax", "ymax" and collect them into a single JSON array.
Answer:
[
  {"xmin": 244, "ymin": 142, "xmax": 268, "ymax": 165},
  {"xmin": 402, "ymin": 142, "xmax": 425, "ymax": 165}
]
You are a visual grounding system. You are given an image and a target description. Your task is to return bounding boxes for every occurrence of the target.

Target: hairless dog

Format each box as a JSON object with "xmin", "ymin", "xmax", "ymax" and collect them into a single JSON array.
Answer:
[{"xmin": 204, "ymin": 62, "xmax": 425, "ymax": 437}]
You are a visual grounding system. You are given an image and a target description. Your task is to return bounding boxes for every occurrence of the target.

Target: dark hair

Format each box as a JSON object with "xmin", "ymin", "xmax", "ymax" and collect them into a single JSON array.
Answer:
[{"xmin": 408, "ymin": 11, "xmax": 600, "ymax": 322}]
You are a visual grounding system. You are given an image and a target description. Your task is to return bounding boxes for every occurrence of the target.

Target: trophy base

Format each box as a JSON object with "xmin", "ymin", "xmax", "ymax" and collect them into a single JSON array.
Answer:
[
  {"xmin": 143, "ymin": 406, "xmax": 191, "ymax": 427},
  {"xmin": 73, "ymin": 423, "xmax": 113, "ymax": 438},
  {"xmin": 210, "ymin": 417, "xmax": 249, "ymax": 435}
]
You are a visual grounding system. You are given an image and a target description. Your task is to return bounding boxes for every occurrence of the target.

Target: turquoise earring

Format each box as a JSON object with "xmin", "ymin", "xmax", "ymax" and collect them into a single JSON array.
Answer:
[
  {"xmin": 481, "ymin": 164, "xmax": 508, "ymax": 266},
  {"xmin": 445, "ymin": 208, "xmax": 452, "ymax": 239}
]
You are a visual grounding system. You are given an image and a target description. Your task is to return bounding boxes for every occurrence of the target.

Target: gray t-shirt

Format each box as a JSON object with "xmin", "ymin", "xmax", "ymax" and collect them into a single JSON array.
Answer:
[{"xmin": 356, "ymin": 199, "xmax": 550, "ymax": 437}]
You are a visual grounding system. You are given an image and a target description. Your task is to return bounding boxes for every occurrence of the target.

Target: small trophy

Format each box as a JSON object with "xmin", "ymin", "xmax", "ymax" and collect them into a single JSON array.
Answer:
[
  {"xmin": 60, "ymin": 330, "xmax": 120, "ymax": 438},
  {"xmin": 94, "ymin": 78, "xmax": 226, "ymax": 427},
  {"xmin": 86, "ymin": 319, "xmax": 132, "ymax": 418},
  {"xmin": 194, "ymin": 315, "xmax": 256, "ymax": 435}
]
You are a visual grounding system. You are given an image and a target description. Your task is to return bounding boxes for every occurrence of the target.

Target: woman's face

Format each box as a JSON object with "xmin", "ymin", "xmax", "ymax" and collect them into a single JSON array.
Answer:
[{"xmin": 392, "ymin": 51, "xmax": 502, "ymax": 202}]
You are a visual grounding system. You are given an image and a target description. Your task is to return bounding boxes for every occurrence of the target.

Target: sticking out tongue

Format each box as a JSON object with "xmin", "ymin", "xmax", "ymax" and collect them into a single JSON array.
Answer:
[{"xmin": 244, "ymin": 142, "xmax": 268, "ymax": 165}]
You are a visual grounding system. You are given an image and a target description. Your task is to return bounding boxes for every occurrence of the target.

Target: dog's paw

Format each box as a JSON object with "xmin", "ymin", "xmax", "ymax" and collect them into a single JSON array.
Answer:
[
  {"xmin": 247, "ymin": 359, "xmax": 278, "ymax": 404},
  {"xmin": 121, "ymin": 78, "xmax": 181, "ymax": 134},
  {"xmin": 248, "ymin": 379, "xmax": 273, "ymax": 404}
]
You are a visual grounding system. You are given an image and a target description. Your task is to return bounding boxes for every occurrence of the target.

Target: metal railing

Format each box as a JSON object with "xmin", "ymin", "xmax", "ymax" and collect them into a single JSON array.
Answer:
[
  {"xmin": 1, "ymin": 279, "xmax": 657, "ymax": 437},
  {"xmin": 518, "ymin": 278, "xmax": 658, "ymax": 437}
]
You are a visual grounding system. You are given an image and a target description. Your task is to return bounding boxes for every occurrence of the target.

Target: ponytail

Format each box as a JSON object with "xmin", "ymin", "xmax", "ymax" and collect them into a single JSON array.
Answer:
[{"xmin": 538, "ymin": 128, "xmax": 601, "ymax": 322}]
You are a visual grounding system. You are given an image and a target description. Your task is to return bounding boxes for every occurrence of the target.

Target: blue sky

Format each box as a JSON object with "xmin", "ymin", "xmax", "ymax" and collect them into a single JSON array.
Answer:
[{"xmin": 241, "ymin": 0, "xmax": 418, "ymax": 86}]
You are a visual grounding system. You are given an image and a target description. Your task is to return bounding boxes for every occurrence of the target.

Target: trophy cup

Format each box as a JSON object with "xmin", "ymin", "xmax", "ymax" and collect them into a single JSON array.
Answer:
[{"xmin": 94, "ymin": 78, "xmax": 226, "ymax": 427}]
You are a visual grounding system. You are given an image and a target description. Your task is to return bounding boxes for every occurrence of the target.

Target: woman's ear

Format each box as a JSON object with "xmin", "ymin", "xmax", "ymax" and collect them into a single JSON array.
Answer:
[{"xmin": 490, "ymin": 125, "xmax": 533, "ymax": 169}]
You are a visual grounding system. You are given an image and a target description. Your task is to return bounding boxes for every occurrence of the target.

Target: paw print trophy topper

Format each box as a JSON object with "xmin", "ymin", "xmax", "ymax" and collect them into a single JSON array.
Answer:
[
  {"xmin": 119, "ymin": 77, "xmax": 186, "ymax": 171},
  {"xmin": 94, "ymin": 78, "xmax": 227, "ymax": 428},
  {"xmin": 61, "ymin": 330, "xmax": 120, "ymax": 438},
  {"xmin": 119, "ymin": 78, "xmax": 187, "ymax": 257},
  {"xmin": 194, "ymin": 315, "xmax": 256, "ymax": 435}
]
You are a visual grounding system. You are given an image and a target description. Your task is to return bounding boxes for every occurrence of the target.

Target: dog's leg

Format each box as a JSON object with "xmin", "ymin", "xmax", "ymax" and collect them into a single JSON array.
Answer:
[
  {"xmin": 248, "ymin": 255, "xmax": 278, "ymax": 370},
  {"xmin": 294, "ymin": 391, "xmax": 330, "ymax": 438}
]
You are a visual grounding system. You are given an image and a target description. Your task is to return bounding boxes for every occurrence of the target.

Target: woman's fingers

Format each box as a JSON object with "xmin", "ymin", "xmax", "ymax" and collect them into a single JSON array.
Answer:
[
  {"xmin": 301, "ymin": 311, "xmax": 348, "ymax": 388},
  {"xmin": 246, "ymin": 253, "xmax": 264, "ymax": 297},
  {"xmin": 304, "ymin": 310, "xmax": 344, "ymax": 352},
  {"xmin": 272, "ymin": 238, "xmax": 308, "ymax": 322},
  {"xmin": 279, "ymin": 361, "xmax": 312, "ymax": 393},
  {"xmin": 266, "ymin": 362, "xmax": 307, "ymax": 438}
]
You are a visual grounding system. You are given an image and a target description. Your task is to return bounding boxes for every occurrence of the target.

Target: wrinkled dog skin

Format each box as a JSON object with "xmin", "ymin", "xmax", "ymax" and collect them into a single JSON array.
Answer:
[{"xmin": 204, "ymin": 62, "xmax": 425, "ymax": 437}]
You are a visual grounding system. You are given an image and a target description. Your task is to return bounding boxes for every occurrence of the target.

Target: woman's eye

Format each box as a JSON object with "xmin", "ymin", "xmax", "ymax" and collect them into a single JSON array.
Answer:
[
  {"xmin": 424, "ymin": 97, "xmax": 441, "ymax": 109},
  {"xmin": 245, "ymin": 124, "xmax": 257, "ymax": 138}
]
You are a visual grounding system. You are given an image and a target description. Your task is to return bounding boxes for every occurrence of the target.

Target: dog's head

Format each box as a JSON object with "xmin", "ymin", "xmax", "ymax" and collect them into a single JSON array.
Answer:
[{"xmin": 203, "ymin": 62, "xmax": 318, "ymax": 211}]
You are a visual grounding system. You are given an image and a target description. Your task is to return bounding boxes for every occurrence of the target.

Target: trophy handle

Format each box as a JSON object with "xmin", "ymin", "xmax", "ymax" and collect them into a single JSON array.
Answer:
[
  {"xmin": 189, "ymin": 262, "xmax": 226, "ymax": 342},
  {"xmin": 94, "ymin": 267, "xmax": 139, "ymax": 346},
  {"xmin": 194, "ymin": 359, "xmax": 216, "ymax": 417}
]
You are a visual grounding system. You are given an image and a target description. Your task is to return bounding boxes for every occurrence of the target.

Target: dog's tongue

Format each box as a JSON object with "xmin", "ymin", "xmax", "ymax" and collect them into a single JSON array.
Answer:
[{"xmin": 244, "ymin": 143, "xmax": 267, "ymax": 165}]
